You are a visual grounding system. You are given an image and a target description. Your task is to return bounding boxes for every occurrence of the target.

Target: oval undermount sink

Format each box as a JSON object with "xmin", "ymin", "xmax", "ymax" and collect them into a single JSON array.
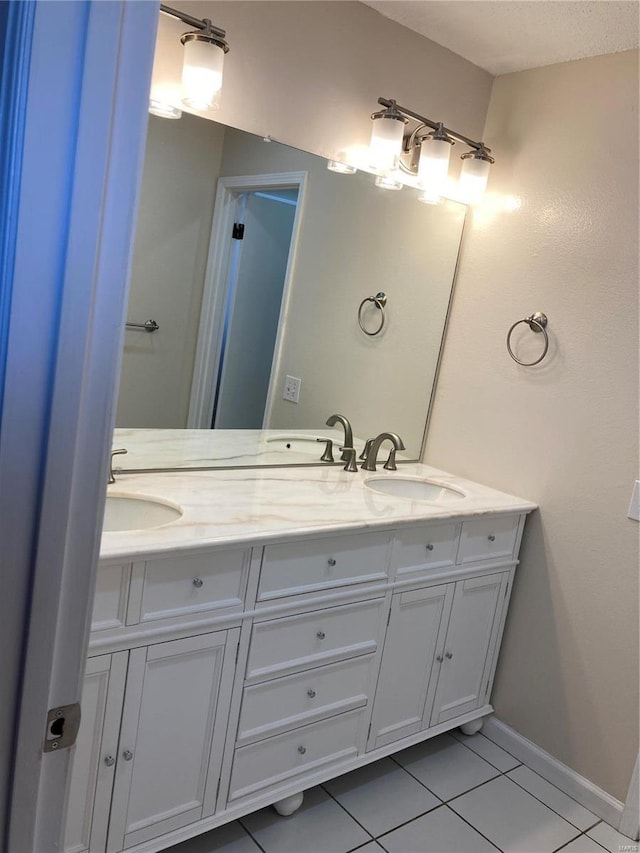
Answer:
[
  {"xmin": 103, "ymin": 494, "xmax": 183, "ymax": 532},
  {"xmin": 265, "ymin": 435, "xmax": 325, "ymax": 452},
  {"xmin": 365, "ymin": 477, "xmax": 466, "ymax": 503}
]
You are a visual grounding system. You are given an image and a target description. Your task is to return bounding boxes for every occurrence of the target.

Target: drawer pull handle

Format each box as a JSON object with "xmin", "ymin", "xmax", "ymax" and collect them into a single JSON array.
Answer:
[
  {"xmin": 327, "ymin": 558, "xmax": 337, "ymax": 567},
  {"xmin": 436, "ymin": 654, "xmax": 443, "ymax": 663},
  {"xmin": 192, "ymin": 577, "xmax": 204, "ymax": 588},
  {"xmin": 297, "ymin": 745, "xmax": 307, "ymax": 755},
  {"xmin": 104, "ymin": 755, "xmax": 115, "ymax": 767},
  {"xmin": 316, "ymin": 631, "xmax": 326, "ymax": 640},
  {"xmin": 307, "ymin": 689, "xmax": 316, "ymax": 698},
  {"xmin": 487, "ymin": 534, "xmax": 496, "ymax": 542},
  {"xmin": 425, "ymin": 543, "xmax": 434, "ymax": 551},
  {"xmin": 122, "ymin": 750, "xmax": 134, "ymax": 761},
  {"xmin": 445, "ymin": 651, "xmax": 453, "ymax": 659}
]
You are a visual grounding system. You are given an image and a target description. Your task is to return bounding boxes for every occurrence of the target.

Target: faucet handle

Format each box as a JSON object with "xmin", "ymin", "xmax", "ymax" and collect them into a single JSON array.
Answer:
[
  {"xmin": 339, "ymin": 447, "xmax": 358, "ymax": 473},
  {"xmin": 359, "ymin": 438, "xmax": 374, "ymax": 461},
  {"xmin": 383, "ymin": 448, "xmax": 398, "ymax": 471},
  {"xmin": 109, "ymin": 448, "xmax": 127, "ymax": 484},
  {"xmin": 316, "ymin": 438, "xmax": 334, "ymax": 463}
]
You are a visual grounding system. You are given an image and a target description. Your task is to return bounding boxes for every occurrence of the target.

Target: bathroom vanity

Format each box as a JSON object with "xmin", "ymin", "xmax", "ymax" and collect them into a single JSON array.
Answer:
[{"xmin": 64, "ymin": 464, "xmax": 535, "ymax": 853}]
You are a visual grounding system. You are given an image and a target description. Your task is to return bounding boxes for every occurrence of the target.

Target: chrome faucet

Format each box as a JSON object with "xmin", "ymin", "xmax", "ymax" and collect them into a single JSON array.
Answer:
[
  {"xmin": 109, "ymin": 448, "xmax": 127, "ymax": 484},
  {"xmin": 325, "ymin": 414, "xmax": 354, "ymax": 462},
  {"xmin": 361, "ymin": 432, "xmax": 405, "ymax": 472}
]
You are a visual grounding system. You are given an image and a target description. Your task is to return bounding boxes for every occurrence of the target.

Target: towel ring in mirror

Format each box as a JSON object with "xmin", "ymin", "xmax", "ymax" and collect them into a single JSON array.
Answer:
[
  {"xmin": 506, "ymin": 312, "xmax": 549, "ymax": 366},
  {"xmin": 358, "ymin": 292, "xmax": 387, "ymax": 336}
]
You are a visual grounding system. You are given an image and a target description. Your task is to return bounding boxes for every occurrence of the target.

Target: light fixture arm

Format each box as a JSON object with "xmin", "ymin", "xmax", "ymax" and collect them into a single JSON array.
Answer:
[
  {"xmin": 377, "ymin": 97, "xmax": 489, "ymax": 154},
  {"xmin": 160, "ymin": 3, "xmax": 227, "ymax": 39}
]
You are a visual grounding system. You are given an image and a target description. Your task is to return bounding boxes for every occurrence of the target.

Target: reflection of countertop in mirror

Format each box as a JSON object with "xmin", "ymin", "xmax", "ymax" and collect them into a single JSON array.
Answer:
[
  {"xmin": 101, "ymin": 463, "xmax": 537, "ymax": 561},
  {"xmin": 113, "ymin": 428, "xmax": 395, "ymax": 471}
]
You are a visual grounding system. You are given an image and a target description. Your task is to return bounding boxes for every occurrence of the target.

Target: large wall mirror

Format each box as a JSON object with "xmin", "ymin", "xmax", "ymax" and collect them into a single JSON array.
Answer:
[{"xmin": 114, "ymin": 112, "xmax": 466, "ymax": 471}]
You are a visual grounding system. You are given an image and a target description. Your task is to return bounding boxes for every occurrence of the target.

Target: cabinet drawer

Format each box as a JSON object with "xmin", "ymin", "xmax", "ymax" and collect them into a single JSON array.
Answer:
[
  {"xmin": 257, "ymin": 531, "xmax": 391, "ymax": 601},
  {"xmin": 457, "ymin": 516, "xmax": 519, "ymax": 564},
  {"xmin": 229, "ymin": 710, "xmax": 362, "ymax": 802},
  {"xmin": 392, "ymin": 522, "xmax": 460, "ymax": 579},
  {"xmin": 238, "ymin": 655, "xmax": 375, "ymax": 744},
  {"xmin": 246, "ymin": 598, "xmax": 385, "ymax": 682},
  {"xmin": 92, "ymin": 563, "xmax": 130, "ymax": 632},
  {"xmin": 128, "ymin": 548, "xmax": 250, "ymax": 625}
]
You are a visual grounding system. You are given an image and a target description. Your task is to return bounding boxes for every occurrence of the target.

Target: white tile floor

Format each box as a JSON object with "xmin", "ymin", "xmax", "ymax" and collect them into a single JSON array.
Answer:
[{"xmin": 166, "ymin": 732, "xmax": 638, "ymax": 853}]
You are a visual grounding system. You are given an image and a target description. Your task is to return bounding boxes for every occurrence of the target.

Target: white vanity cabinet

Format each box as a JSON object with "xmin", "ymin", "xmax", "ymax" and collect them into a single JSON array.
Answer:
[{"xmin": 67, "ymin": 509, "xmax": 528, "ymax": 853}]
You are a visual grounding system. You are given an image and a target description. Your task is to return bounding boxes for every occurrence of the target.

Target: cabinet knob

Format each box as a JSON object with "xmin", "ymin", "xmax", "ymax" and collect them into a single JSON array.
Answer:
[
  {"xmin": 425, "ymin": 543, "xmax": 434, "ymax": 552},
  {"xmin": 316, "ymin": 631, "xmax": 326, "ymax": 640},
  {"xmin": 192, "ymin": 577, "xmax": 204, "ymax": 588},
  {"xmin": 487, "ymin": 534, "xmax": 496, "ymax": 542},
  {"xmin": 327, "ymin": 558, "xmax": 336, "ymax": 567},
  {"xmin": 104, "ymin": 755, "xmax": 115, "ymax": 767},
  {"xmin": 122, "ymin": 750, "xmax": 134, "ymax": 761},
  {"xmin": 436, "ymin": 654, "xmax": 443, "ymax": 663},
  {"xmin": 297, "ymin": 745, "xmax": 307, "ymax": 755},
  {"xmin": 445, "ymin": 651, "xmax": 453, "ymax": 659},
  {"xmin": 307, "ymin": 689, "xmax": 316, "ymax": 698}
]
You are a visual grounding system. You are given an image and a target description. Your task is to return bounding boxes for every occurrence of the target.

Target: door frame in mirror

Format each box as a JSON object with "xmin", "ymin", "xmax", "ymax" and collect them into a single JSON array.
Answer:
[{"xmin": 188, "ymin": 171, "xmax": 308, "ymax": 429}]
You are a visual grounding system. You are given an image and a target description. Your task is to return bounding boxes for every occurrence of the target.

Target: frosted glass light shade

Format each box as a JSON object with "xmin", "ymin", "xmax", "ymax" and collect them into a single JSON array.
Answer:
[
  {"xmin": 369, "ymin": 116, "xmax": 405, "ymax": 173},
  {"xmin": 418, "ymin": 136, "xmax": 452, "ymax": 196},
  {"xmin": 181, "ymin": 36, "xmax": 225, "ymax": 111},
  {"xmin": 459, "ymin": 154, "xmax": 491, "ymax": 204},
  {"xmin": 327, "ymin": 160, "xmax": 357, "ymax": 174},
  {"xmin": 148, "ymin": 14, "xmax": 184, "ymax": 119}
]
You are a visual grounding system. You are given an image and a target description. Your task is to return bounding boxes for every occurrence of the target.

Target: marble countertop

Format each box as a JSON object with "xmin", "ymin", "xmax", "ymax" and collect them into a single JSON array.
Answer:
[
  {"xmin": 100, "ymin": 462, "xmax": 537, "ymax": 561},
  {"xmin": 113, "ymin": 428, "xmax": 375, "ymax": 471}
]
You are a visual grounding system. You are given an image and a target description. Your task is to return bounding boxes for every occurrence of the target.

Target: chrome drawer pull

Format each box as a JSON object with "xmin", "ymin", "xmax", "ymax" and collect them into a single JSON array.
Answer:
[
  {"xmin": 327, "ymin": 557, "xmax": 337, "ymax": 567},
  {"xmin": 445, "ymin": 651, "xmax": 453, "ymax": 659},
  {"xmin": 104, "ymin": 755, "xmax": 115, "ymax": 767},
  {"xmin": 435, "ymin": 654, "xmax": 443, "ymax": 663},
  {"xmin": 316, "ymin": 631, "xmax": 326, "ymax": 640},
  {"xmin": 487, "ymin": 534, "xmax": 496, "ymax": 542},
  {"xmin": 297, "ymin": 745, "xmax": 307, "ymax": 755},
  {"xmin": 425, "ymin": 543, "xmax": 434, "ymax": 551},
  {"xmin": 122, "ymin": 750, "xmax": 133, "ymax": 761},
  {"xmin": 192, "ymin": 577, "xmax": 204, "ymax": 588},
  {"xmin": 307, "ymin": 689, "xmax": 316, "ymax": 698}
]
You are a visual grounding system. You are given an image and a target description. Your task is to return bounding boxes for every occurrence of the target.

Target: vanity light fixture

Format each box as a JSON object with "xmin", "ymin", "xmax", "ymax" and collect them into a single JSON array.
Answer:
[
  {"xmin": 369, "ymin": 97, "xmax": 495, "ymax": 204},
  {"xmin": 149, "ymin": 4, "xmax": 229, "ymax": 118},
  {"xmin": 369, "ymin": 100, "xmax": 407, "ymax": 173},
  {"xmin": 327, "ymin": 160, "xmax": 358, "ymax": 174}
]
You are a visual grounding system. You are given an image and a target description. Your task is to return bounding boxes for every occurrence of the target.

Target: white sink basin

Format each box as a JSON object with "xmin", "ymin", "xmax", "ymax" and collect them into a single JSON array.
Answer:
[
  {"xmin": 103, "ymin": 494, "xmax": 183, "ymax": 532},
  {"xmin": 265, "ymin": 435, "xmax": 325, "ymax": 452},
  {"xmin": 365, "ymin": 477, "xmax": 466, "ymax": 503}
]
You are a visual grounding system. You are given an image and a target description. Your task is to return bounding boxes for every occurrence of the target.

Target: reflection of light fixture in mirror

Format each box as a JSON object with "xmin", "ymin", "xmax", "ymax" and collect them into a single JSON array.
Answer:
[
  {"xmin": 366, "ymin": 97, "xmax": 495, "ymax": 205},
  {"xmin": 459, "ymin": 146, "xmax": 495, "ymax": 205},
  {"xmin": 417, "ymin": 190, "xmax": 442, "ymax": 205},
  {"xmin": 150, "ymin": 4, "xmax": 229, "ymax": 117},
  {"xmin": 375, "ymin": 174, "xmax": 403, "ymax": 191},
  {"xmin": 369, "ymin": 100, "xmax": 407, "ymax": 173},
  {"xmin": 327, "ymin": 160, "xmax": 357, "ymax": 174}
]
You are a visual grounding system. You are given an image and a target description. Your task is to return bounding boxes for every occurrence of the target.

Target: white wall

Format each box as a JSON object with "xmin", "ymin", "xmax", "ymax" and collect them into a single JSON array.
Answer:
[
  {"xmin": 427, "ymin": 49, "xmax": 639, "ymax": 802},
  {"xmin": 116, "ymin": 114, "xmax": 225, "ymax": 427}
]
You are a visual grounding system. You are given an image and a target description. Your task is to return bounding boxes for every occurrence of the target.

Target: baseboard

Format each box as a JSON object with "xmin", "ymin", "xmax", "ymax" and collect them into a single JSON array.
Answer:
[{"xmin": 483, "ymin": 717, "xmax": 630, "ymax": 834}]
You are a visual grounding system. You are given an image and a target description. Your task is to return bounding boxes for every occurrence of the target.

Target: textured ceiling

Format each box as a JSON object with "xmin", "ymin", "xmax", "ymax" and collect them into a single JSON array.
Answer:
[{"xmin": 362, "ymin": 1, "xmax": 640, "ymax": 75}]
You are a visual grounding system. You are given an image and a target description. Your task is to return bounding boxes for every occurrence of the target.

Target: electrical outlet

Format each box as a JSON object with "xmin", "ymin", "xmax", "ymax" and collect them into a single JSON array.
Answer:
[{"xmin": 283, "ymin": 375, "xmax": 301, "ymax": 403}]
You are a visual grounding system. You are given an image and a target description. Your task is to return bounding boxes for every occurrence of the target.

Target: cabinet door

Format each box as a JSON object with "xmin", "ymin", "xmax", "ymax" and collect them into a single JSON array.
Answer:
[
  {"xmin": 368, "ymin": 584, "xmax": 452, "ymax": 750},
  {"xmin": 63, "ymin": 653, "xmax": 127, "ymax": 853},
  {"xmin": 430, "ymin": 573, "xmax": 509, "ymax": 726},
  {"xmin": 107, "ymin": 629, "xmax": 238, "ymax": 851}
]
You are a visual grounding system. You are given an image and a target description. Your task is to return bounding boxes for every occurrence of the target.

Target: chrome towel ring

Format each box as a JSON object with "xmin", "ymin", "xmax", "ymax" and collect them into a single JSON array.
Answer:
[
  {"xmin": 358, "ymin": 292, "xmax": 387, "ymax": 336},
  {"xmin": 507, "ymin": 312, "xmax": 549, "ymax": 366}
]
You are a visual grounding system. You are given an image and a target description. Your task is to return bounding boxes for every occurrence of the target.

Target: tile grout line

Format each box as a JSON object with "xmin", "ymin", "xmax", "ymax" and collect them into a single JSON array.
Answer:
[
  {"xmin": 319, "ymin": 783, "xmax": 377, "ymax": 850},
  {"xmin": 237, "ymin": 817, "xmax": 269, "ymax": 853},
  {"xmin": 504, "ymin": 769, "xmax": 601, "ymax": 834}
]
